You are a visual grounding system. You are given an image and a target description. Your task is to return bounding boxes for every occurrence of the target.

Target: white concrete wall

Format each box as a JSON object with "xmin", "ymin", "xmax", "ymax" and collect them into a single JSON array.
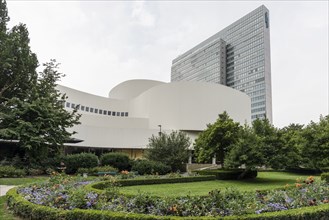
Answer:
[{"xmin": 58, "ymin": 79, "xmax": 251, "ymax": 150}]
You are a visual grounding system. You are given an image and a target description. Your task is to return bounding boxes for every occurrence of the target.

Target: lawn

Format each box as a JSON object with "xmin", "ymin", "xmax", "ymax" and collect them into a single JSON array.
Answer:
[
  {"xmin": 0, "ymin": 176, "xmax": 48, "ymax": 185},
  {"xmin": 121, "ymin": 172, "xmax": 318, "ymax": 197}
]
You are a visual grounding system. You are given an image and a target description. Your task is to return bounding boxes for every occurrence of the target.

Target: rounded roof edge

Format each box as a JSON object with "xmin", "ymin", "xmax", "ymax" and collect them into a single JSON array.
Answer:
[{"xmin": 108, "ymin": 79, "xmax": 166, "ymax": 100}]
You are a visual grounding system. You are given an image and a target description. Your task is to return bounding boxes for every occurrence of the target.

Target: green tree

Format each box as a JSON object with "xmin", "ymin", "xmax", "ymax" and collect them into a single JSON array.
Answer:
[
  {"xmin": 194, "ymin": 112, "xmax": 241, "ymax": 166},
  {"xmin": 0, "ymin": 0, "xmax": 38, "ymax": 103},
  {"xmin": 252, "ymin": 118, "xmax": 282, "ymax": 169},
  {"xmin": 0, "ymin": 61, "xmax": 80, "ymax": 164},
  {"xmin": 225, "ymin": 124, "xmax": 263, "ymax": 170},
  {"xmin": 145, "ymin": 130, "xmax": 191, "ymax": 172},
  {"xmin": 278, "ymin": 123, "xmax": 304, "ymax": 168},
  {"xmin": 0, "ymin": 0, "xmax": 80, "ymax": 165},
  {"xmin": 302, "ymin": 115, "xmax": 329, "ymax": 169}
]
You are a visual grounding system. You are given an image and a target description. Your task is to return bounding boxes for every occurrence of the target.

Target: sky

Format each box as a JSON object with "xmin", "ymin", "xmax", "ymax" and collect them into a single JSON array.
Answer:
[{"xmin": 6, "ymin": 0, "xmax": 329, "ymax": 128}]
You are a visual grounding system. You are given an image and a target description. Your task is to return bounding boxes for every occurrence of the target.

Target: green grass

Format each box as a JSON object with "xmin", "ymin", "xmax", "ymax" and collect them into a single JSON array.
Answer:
[
  {"xmin": 120, "ymin": 172, "xmax": 318, "ymax": 197},
  {"xmin": 0, "ymin": 176, "xmax": 48, "ymax": 185}
]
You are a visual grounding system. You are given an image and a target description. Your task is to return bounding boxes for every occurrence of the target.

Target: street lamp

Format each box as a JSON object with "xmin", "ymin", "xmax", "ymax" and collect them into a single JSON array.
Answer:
[{"xmin": 158, "ymin": 124, "xmax": 162, "ymax": 136}]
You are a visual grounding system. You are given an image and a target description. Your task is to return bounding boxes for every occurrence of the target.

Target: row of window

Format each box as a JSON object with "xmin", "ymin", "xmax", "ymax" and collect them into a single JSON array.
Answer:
[
  {"xmin": 251, "ymin": 95, "xmax": 265, "ymax": 102},
  {"xmin": 226, "ymin": 32, "xmax": 263, "ymax": 60},
  {"xmin": 251, "ymin": 112, "xmax": 266, "ymax": 119},
  {"xmin": 227, "ymin": 46, "xmax": 264, "ymax": 73},
  {"xmin": 65, "ymin": 102, "xmax": 129, "ymax": 117},
  {"xmin": 226, "ymin": 10, "xmax": 264, "ymax": 40},
  {"xmin": 251, "ymin": 100, "xmax": 266, "ymax": 108},
  {"xmin": 251, "ymin": 107, "xmax": 266, "ymax": 113}
]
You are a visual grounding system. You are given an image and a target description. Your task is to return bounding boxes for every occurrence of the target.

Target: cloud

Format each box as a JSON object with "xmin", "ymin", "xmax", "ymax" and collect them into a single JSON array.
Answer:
[{"xmin": 131, "ymin": 1, "xmax": 155, "ymax": 27}]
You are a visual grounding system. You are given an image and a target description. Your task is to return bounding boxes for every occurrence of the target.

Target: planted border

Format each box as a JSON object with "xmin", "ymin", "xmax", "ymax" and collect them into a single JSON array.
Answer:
[{"xmin": 6, "ymin": 187, "xmax": 329, "ymax": 220}]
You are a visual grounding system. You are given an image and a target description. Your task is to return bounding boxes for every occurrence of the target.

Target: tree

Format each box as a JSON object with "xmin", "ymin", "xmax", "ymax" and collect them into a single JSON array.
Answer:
[
  {"xmin": 302, "ymin": 115, "xmax": 329, "ymax": 169},
  {"xmin": 0, "ymin": 61, "xmax": 80, "ymax": 164},
  {"xmin": 0, "ymin": 0, "xmax": 80, "ymax": 164},
  {"xmin": 0, "ymin": 0, "xmax": 38, "ymax": 103},
  {"xmin": 194, "ymin": 111, "xmax": 241, "ymax": 166},
  {"xmin": 225, "ymin": 124, "xmax": 264, "ymax": 170},
  {"xmin": 278, "ymin": 123, "xmax": 304, "ymax": 168},
  {"xmin": 145, "ymin": 130, "xmax": 191, "ymax": 172}
]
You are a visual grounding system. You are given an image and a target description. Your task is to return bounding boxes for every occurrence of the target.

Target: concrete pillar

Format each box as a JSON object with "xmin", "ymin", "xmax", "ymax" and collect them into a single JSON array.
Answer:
[
  {"xmin": 188, "ymin": 151, "xmax": 192, "ymax": 164},
  {"xmin": 212, "ymin": 154, "xmax": 216, "ymax": 165}
]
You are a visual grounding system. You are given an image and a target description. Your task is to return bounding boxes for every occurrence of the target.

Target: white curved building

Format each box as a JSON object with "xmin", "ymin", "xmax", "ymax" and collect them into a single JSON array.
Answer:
[{"xmin": 58, "ymin": 79, "xmax": 251, "ymax": 158}]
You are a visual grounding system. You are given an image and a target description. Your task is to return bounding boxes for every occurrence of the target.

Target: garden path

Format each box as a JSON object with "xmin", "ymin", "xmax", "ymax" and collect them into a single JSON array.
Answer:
[{"xmin": 0, "ymin": 185, "xmax": 15, "ymax": 196}]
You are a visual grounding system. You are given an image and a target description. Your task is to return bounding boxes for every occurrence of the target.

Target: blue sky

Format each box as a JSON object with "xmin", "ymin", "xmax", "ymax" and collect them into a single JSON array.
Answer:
[{"xmin": 6, "ymin": 1, "xmax": 328, "ymax": 128}]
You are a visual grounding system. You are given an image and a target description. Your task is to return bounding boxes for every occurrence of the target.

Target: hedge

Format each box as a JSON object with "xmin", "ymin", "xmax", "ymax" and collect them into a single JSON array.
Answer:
[
  {"xmin": 0, "ymin": 165, "xmax": 26, "ymax": 177},
  {"xmin": 194, "ymin": 169, "xmax": 257, "ymax": 180},
  {"xmin": 91, "ymin": 175, "xmax": 217, "ymax": 190},
  {"xmin": 64, "ymin": 153, "xmax": 99, "ymax": 174},
  {"xmin": 100, "ymin": 153, "xmax": 131, "ymax": 171},
  {"xmin": 131, "ymin": 160, "xmax": 171, "ymax": 175},
  {"xmin": 6, "ymin": 187, "xmax": 329, "ymax": 220}
]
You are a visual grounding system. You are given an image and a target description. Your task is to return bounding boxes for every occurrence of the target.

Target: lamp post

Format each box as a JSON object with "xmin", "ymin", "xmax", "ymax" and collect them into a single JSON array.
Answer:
[{"xmin": 158, "ymin": 124, "xmax": 162, "ymax": 136}]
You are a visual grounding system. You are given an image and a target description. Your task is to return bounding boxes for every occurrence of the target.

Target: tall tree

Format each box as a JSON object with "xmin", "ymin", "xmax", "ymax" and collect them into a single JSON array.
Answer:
[
  {"xmin": 225, "ymin": 124, "xmax": 263, "ymax": 170},
  {"xmin": 278, "ymin": 123, "xmax": 304, "ymax": 168},
  {"xmin": 302, "ymin": 115, "xmax": 329, "ymax": 169},
  {"xmin": 194, "ymin": 112, "xmax": 241, "ymax": 166},
  {"xmin": 0, "ymin": 61, "xmax": 80, "ymax": 163},
  {"xmin": 0, "ymin": 0, "xmax": 80, "ymax": 164},
  {"xmin": 145, "ymin": 130, "xmax": 191, "ymax": 172},
  {"xmin": 0, "ymin": 0, "xmax": 38, "ymax": 103}
]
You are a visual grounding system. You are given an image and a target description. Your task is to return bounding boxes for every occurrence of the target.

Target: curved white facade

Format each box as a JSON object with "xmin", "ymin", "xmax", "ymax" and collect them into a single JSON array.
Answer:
[{"xmin": 58, "ymin": 80, "xmax": 251, "ymax": 157}]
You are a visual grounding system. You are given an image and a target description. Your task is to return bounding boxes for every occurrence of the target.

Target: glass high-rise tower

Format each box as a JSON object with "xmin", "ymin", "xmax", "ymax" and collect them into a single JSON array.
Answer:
[{"xmin": 171, "ymin": 5, "xmax": 272, "ymax": 122}]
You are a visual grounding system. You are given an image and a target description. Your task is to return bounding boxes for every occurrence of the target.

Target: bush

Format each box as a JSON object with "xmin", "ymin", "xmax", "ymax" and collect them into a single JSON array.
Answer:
[
  {"xmin": 285, "ymin": 168, "xmax": 322, "ymax": 175},
  {"xmin": 77, "ymin": 166, "xmax": 118, "ymax": 175},
  {"xmin": 194, "ymin": 169, "xmax": 257, "ymax": 180},
  {"xmin": 0, "ymin": 165, "xmax": 26, "ymax": 177},
  {"xmin": 321, "ymin": 172, "xmax": 329, "ymax": 182},
  {"xmin": 131, "ymin": 160, "xmax": 171, "ymax": 175},
  {"xmin": 27, "ymin": 168, "xmax": 45, "ymax": 176},
  {"xmin": 64, "ymin": 153, "xmax": 99, "ymax": 174},
  {"xmin": 100, "ymin": 153, "xmax": 131, "ymax": 171}
]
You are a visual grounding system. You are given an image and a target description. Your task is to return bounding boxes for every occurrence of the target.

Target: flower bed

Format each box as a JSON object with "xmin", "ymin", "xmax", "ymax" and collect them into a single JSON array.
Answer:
[{"xmin": 6, "ymin": 174, "xmax": 329, "ymax": 219}]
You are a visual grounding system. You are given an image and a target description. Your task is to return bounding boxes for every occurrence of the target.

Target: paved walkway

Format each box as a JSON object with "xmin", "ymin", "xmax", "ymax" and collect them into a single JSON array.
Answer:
[{"xmin": 0, "ymin": 185, "xmax": 15, "ymax": 196}]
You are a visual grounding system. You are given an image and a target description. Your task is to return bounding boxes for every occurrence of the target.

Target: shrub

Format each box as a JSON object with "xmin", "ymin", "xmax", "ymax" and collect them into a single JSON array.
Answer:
[
  {"xmin": 131, "ymin": 160, "xmax": 171, "ymax": 175},
  {"xmin": 321, "ymin": 172, "xmax": 329, "ymax": 183},
  {"xmin": 285, "ymin": 167, "xmax": 321, "ymax": 175},
  {"xmin": 64, "ymin": 153, "xmax": 98, "ymax": 174},
  {"xmin": 194, "ymin": 169, "xmax": 257, "ymax": 180},
  {"xmin": 0, "ymin": 165, "xmax": 26, "ymax": 177},
  {"xmin": 100, "ymin": 153, "xmax": 131, "ymax": 171},
  {"xmin": 27, "ymin": 168, "xmax": 45, "ymax": 176}
]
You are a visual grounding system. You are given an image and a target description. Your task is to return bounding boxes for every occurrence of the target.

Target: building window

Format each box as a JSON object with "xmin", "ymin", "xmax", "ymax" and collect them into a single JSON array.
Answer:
[
  {"xmin": 90, "ymin": 107, "xmax": 94, "ymax": 113},
  {"xmin": 117, "ymin": 112, "xmax": 120, "ymax": 116},
  {"xmin": 95, "ymin": 109, "xmax": 98, "ymax": 114},
  {"xmin": 112, "ymin": 111, "xmax": 116, "ymax": 116},
  {"xmin": 66, "ymin": 102, "xmax": 70, "ymax": 108},
  {"xmin": 121, "ymin": 112, "xmax": 124, "ymax": 117},
  {"xmin": 107, "ymin": 111, "xmax": 111, "ymax": 115},
  {"xmin": 81, "ymin": 105, "xmax": 85, "ymax": 111},
  {"xmin": 86, "ymin": 107, "xmax": 89, "ymax": 112},
  {"xmin": 99, "ymin": 109, "xmax": 103, "ymax": 114},
  {"xmin": 103, "ymin": 110, "xmax": 107, "ymax": 115},
  {"xmin": 71, "ymin": 103, "xmax": 75, "ymax": 109},
  {"xmin": 125, "ymin": 112, "xmax": 128, "ymax": 117}
]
